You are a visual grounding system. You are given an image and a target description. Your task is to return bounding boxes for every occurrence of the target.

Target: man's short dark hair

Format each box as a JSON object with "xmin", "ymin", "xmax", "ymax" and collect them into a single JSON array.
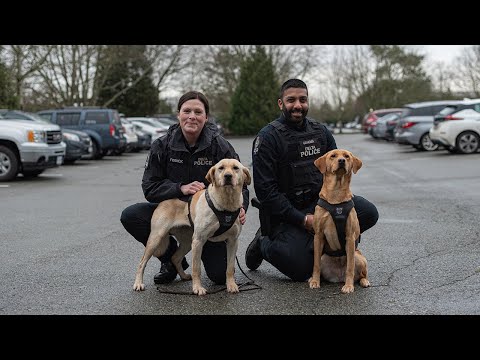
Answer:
[{"xmin": 279, "ymin": 79, "xmax": 308, "ymax": 99}]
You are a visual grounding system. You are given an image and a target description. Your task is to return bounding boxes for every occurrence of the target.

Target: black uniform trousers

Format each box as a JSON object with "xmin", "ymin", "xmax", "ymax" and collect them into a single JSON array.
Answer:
[
  {"xmin": 258, "ymin": 195, "xmax": 379, "ymax": 282},
  {"xmin": 121, "ymin": 202, "xmax": 227, "ymax": 285}
]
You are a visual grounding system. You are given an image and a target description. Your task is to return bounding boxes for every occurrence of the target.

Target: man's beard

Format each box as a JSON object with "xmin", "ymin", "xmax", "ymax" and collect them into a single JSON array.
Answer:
[{"xmin": 282, "ymin": 107, "xmax": 308, "ymax": 125}]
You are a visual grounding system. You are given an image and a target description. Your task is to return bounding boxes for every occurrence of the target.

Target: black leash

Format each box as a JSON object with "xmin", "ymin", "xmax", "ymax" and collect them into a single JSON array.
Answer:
[{"xmin": 156, "ymin": 256, "xmax": 262, "ymax": 296}]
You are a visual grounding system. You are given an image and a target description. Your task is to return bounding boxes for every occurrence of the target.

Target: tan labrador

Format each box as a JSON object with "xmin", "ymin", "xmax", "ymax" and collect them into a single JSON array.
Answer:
[
  {"xmin": 133, "ymin": 158, "xmax": 251, "ymax": 296},
  {"xmin": 308, "ymin": 149, "xmax": 370, "ymax": 293}
]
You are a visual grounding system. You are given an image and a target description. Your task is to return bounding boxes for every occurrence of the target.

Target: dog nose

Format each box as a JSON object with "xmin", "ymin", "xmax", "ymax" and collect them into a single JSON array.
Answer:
[
  {"xmin": 338, "ymin": 158, "xmax": 345, "ymax": 164},
  {"xmin": 224, "ymin": 173, "xmax": 232, "ymax": 183}
]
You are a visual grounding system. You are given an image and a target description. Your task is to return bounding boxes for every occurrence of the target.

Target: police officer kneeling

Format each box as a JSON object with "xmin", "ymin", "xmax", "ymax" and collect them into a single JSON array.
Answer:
[{"xmin": 245, "ymin": 79, "xmax": 378, "ymax": 281}]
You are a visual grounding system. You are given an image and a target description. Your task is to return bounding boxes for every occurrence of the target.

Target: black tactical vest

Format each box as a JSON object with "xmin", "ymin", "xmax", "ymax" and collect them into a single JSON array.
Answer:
[{"xmin": 272, "ymin": 118, "xmax": 327, "ymax": 210}]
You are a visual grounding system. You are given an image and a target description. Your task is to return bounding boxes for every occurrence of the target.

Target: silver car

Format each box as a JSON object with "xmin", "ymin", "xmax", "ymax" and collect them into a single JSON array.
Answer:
[{"xmin": 394, "ymin": 100, "xmax": 464, "ymax": 151}]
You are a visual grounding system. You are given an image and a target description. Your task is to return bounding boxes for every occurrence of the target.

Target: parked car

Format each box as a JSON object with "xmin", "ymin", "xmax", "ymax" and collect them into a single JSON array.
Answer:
[
  {"xmin": 0, "ymin": 115, "xmax": 66, "ymax": 181},
  {"xmin": 126, "ymin": 117, "xmax": 169, "ymax": 143},
  {"xmin": 37, "ymin": 107, "xmax": 126, "ymax": 159},
  {"xmin": 362, "ymin": 108, "xmax": 403, "ymax": 134},
  {"xmin": 430, "ymin": 99, "xmax": 480, "ymax": 154},
  {"xmin": 0, "ymin": 110, "xmax": 92, "ymax": 163},
  {"xmin": 394, "ymin": 100, "xmax": 464, "ymax": 151},
  {"xmin": 371, "ymin": 112, "xmax": 401, "ymax": 141},
  {"xmin": 120, "ymin": 118, "xmax": 139, "ymax": 152}
]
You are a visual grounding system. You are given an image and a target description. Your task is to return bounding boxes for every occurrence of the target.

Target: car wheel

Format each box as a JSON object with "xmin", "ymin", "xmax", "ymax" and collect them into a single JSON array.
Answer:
[
  {"xmin": 92, "ymin": 140, "xmax": 104, "ymax": 160},
  {"xmin": 419, "ymin": 133, "xmax": 439, "ymax": 151},
  {"xmin": 0, "ymin": 145, "xmax": 19, "ymax": 182},
  {"xmin": 455, "ymin": 131, "xmax": 479, "ymax": 154}
]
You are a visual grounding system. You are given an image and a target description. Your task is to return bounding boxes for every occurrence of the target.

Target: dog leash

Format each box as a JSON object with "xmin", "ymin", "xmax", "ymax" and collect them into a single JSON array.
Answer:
[{"xmin": 156, "ymin": 256, "xmax": 262, "ymax": 296}]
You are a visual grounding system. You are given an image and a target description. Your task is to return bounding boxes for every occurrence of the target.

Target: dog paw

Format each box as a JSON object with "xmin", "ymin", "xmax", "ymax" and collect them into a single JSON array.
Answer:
[
  {"xmin": 193, "ymin": 285, "xmax": 207, "ymax": 296},
  {"xmin": 180, "ymin": 273, "xmax": 192, "ymax": 281},
  {"xmin": 360, "ymin": 278, "xmax": 371, "ymax": 288},
  {"xmin": 227, "ymin": 282, "xmax": 239, "ymax": 294},
  {"xmin": 341, "ymin": 284, "xmax": 354, "ymax": 293},
  {"xmin": 308, "ymin": 277, "xmax": 320, "ymax": 289},
  {"xmin": 133, "ymin": 283, "xmax": 145, "ymax": 291}
]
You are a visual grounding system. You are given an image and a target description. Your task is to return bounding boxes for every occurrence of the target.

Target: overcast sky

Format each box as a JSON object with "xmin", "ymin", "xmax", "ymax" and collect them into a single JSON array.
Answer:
[{"xmin": 409, "ymin": 45, "xmax": 468, "ymax": 64}]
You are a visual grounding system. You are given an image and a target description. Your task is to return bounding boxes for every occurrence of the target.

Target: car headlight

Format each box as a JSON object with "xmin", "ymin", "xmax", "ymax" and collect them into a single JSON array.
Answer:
[
  {"xmin": 27, "ymin": 130, "xmax": 46, "ymax": 143},
  {"xmin": 63, "ymin": 132, "xmax": 80, "ymax": 142}
]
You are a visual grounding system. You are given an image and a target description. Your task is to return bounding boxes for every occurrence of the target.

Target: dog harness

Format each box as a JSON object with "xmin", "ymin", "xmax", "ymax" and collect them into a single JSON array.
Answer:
[
  {"xmin": 188, "ymin": 188, "xmax": 241, "ymax": 237},
  {"xmin": 317, "ymin": 198, "xmax": 359, "ymax": 257}
]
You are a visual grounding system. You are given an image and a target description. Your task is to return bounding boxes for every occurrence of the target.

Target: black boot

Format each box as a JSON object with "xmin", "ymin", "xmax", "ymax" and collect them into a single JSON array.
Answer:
[
  {"xmin": 245, "ymin": 227, "xmax": 264, "ymax": 271},
  {"xmin": 154, "ymin": 237, "xmax": 189, "ymax": 284}
]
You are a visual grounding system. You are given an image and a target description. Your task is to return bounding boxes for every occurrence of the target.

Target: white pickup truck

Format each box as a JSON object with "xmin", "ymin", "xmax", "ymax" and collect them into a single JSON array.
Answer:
[{"xmin": 0, "ymin": 119, "xmax": 66, "ymax": 181}]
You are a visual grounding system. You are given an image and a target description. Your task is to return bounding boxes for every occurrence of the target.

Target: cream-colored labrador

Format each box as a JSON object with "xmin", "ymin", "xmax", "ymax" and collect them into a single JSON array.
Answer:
[
  {"xmin": 308, "ymin": 149, "xmax": 370, "ymax": 293},
  {"xmin": 133, "ymin": 158, "xmax": 251, "ymax": 296}
]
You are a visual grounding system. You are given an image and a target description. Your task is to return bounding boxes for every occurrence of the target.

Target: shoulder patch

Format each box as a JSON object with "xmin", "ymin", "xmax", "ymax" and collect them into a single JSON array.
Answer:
[
  {"xmin": 144, "ymin": 153, "xmax": 150, "ymax": 169},
  {"xmin": 253, "ymin": 136, "xmax": 263, "ymax": 155}
]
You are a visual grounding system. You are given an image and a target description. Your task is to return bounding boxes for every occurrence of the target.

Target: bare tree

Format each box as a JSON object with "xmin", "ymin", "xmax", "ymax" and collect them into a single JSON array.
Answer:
[
  {"xmin": 3, "ymin": 45, "xmax": 53, "ymax": 109},
  {"xmin": 320, "ymin": 45, "xmax": 375, "ymax": 115},
  {"xmin": 429, "ymin": 61, "xmax": 455, "ymax": 94},
  {"xmin": 452, "ymin": 46, "xmax": 480, "ymax": 97},
  {"xmin": 26, "ymin": 45, "xmax": 193, "ymax": 109},
  {"xmin": 31, "ymin": 45, "xmax": 104, "ymax": 107}
]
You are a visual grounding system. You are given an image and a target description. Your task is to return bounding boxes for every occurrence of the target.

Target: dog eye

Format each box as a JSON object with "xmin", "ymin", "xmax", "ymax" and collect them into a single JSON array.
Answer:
[
  {"xmin": 344, "ymin": 154, "xmax": 350, "ymax": 158},
  {"xmin": 330, "ymin": 154, "xmax": 336, "ymax": 158},
  {"xmin": 233, "ymin": 166, "xmax": 239, "ymax": 170},
  {"xmin": 218, "ymin": 166, "xmax": 224, "ymax": 170}
]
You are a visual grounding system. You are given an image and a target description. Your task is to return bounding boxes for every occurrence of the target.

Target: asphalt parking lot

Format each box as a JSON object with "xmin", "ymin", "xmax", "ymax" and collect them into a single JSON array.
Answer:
[{"xmin": 1, "ymin": 133, "xmax": 479, "ymax": 315}]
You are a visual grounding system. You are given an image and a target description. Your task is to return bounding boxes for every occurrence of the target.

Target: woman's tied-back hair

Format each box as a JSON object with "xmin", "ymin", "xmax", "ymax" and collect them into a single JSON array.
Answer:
[
  {"xmin": 279, "ymin": 79, "xmax": 308, "ymax": 99},
  {"xmin": 177, "ymin": 91, "xmax": 210, "ymax": 116}
]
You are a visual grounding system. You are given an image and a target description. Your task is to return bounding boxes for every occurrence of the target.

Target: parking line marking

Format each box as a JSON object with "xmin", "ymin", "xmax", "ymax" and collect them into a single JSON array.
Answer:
[
  {"xmin": 0, "ymin": 184, "xmax": 10, "ymax": 187},
  {"xmin": 379, "ymin": 218, "xmax": 421, "ymax": 224},
  {"xmin": 41, "ymin": 174, "xmax": 63, "ymax": 177}
]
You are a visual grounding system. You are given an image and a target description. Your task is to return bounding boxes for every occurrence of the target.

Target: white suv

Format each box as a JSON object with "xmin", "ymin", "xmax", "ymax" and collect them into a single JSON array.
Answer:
[
  {"xmin": 430, "ymin": 99, "xmax": 480, "ymax": 154},
  {"xmin": 0, "ymin": 117, "xmax": 66, "ymax": 181}
]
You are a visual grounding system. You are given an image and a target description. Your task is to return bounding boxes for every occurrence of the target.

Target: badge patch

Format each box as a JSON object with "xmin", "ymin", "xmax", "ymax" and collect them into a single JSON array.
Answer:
[
  {"xmin": 253, "ymin": 136, "xmax": 262, "ymax": 155},
  {"xmin": 335, "ymin": 207, "xmax": 343, "ymax": 215}
]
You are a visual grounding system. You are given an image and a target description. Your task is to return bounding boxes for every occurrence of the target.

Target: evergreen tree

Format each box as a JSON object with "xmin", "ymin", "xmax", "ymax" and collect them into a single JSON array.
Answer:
[
  {"xmin": 97, "ymin": 45, "xmax": 160, "ymax": 116},
  {"xmin": 229, "ymin": 46, "xmax": 279, "ymax": 135}
]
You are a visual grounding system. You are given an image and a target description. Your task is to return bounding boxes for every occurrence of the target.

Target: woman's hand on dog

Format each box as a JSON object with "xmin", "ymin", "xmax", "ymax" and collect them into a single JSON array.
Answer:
[
  {"xmin": 181, "ymin": 181, "xmax": 206, "ymax": 195},
  {"xmin": 239, "ymin": 208, "xmax": 246, "ymax": 225}
]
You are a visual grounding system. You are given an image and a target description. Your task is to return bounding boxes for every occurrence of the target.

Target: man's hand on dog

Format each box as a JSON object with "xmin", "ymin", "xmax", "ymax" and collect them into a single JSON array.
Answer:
[
  {"xmin": 181, "ymin": 181, "xmax": 206, "ymax": 195},
  {"xmin": 304, "ymin": 214, "xmax": 314, "ymax": 233}
]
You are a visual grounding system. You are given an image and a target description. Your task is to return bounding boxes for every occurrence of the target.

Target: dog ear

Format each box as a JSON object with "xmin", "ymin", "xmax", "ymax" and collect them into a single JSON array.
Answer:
[
  {"xmin": 206, "ymin": 165, "xmax": 216, "ymax": 184},
  {"xmin": 352, "ymin": 155, "xmax": 363, "ymax": 174},
  {"xmin": 314, "ymin": 154, "xmax": 327, "ymax": 174},
  {"xmin": 242, "ymin": 166, "xmax": 252, "ymax": 185}
]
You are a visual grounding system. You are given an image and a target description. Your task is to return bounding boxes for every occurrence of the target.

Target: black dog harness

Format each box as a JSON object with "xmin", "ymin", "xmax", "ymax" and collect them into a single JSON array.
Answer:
[
  {"xmin": 188, "ymin": 188, "xmax": 241, "ymax": 237},
  {"xmin": 317, "ymin": 198, "xmax": 359, "ymax": 257}
]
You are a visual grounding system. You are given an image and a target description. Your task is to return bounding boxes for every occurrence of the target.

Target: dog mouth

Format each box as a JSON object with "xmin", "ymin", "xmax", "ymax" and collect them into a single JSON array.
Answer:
[{"xmin": 333, "ymin": 166, "xmax": 347, "ymax": 174}]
